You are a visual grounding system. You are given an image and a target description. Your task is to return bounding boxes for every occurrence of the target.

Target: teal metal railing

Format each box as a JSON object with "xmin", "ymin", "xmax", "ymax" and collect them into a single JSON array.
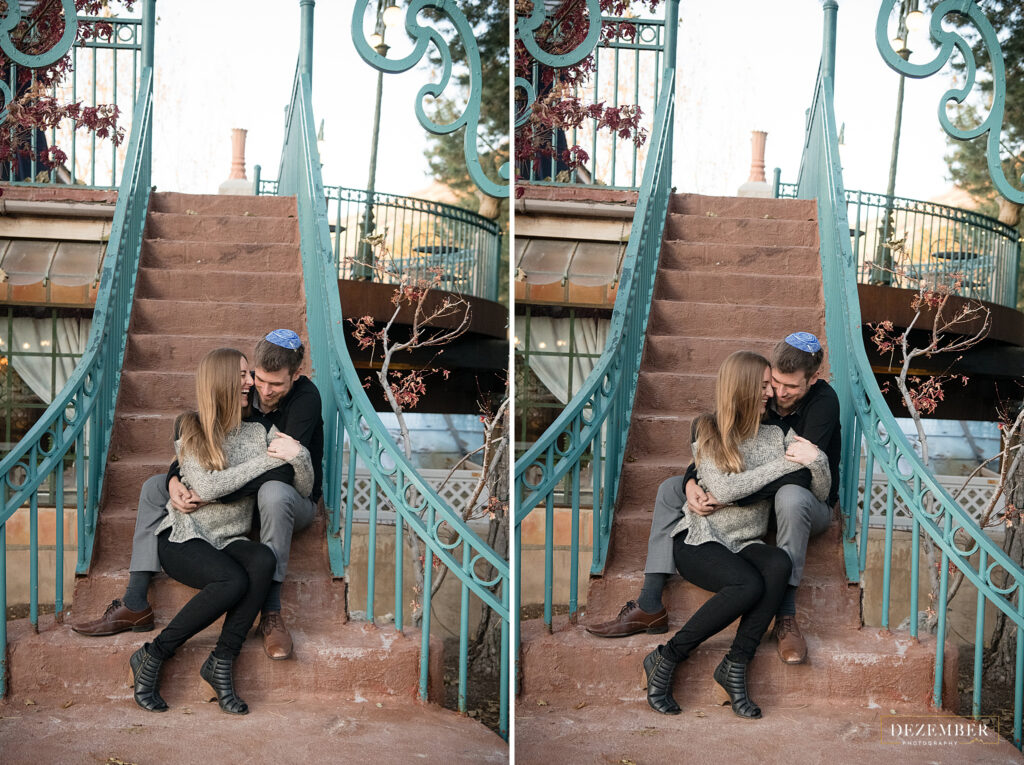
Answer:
[
  {"xmin": 0, "ymin": 6, "xmax": 154, "ymax": 697},
  {"xmin": 516, "ymin": 4, "xmax": 670, "ymax": 190},
  {"xmin": 5, "ymin": 13, "xmax": 143, "ymax": 188},
  {"xmin": 513, "ymin": 55, "xmax": 675, "ymax": 644},
  {"xmin": 255, "ymin": 178, "xmax": 502, "ymax": 302},
  {"xmin": 776, "ymin": 183, "xmax": 1020, "ymax": 309},
  {"xmin": 275, "ymin": 18, "xmax": 509, "ymax": 736},
  {"xmin": 799, "ymin": 1, "xmax": 1023, "ymax": 748}
]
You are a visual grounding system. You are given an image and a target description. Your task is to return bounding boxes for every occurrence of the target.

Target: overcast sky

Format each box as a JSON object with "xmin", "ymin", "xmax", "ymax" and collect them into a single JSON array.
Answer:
[
  {"xmin": 143, "ymin": 1, "xmax": 962, "ymax": 203},
  {"xmin": 674, "ymin": 1, "xmax": 955, "ymax": 201}
]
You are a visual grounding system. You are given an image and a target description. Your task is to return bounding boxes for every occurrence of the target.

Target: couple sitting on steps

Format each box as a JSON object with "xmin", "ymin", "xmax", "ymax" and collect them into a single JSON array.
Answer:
[
  {"xmin": 587, "ymin": 332, "xmax": 841, "ymax": 719},
  {"xmin": 72, "ymin": 330, "xmax": 325, "ymax": 715}
]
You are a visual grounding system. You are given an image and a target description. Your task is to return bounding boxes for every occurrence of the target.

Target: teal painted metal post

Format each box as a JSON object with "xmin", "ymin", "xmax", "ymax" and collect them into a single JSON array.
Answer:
[
  {"xmin": 299, "ymin": 0, "xmax": 315, "ymax": 79},
  {"xmin": 772, "ymin": 167, "xmax": 781, "ymax": 198},
  {"xmin": 664, "ymin": 0, "xmax": 679, "ymax": 174},
  {"xmin": 822, "ymin": 1, "xmax": 838, "ymax": 79},
  {"xmin": 142, "ymin": 0, "xmax": 155, "ymax": 70}
]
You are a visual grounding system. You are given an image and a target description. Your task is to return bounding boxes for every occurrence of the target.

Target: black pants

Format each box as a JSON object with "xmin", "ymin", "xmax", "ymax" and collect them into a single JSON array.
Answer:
[
  {"xmin": 149, "ymin": 532, "xmax": 276, "ymax": 662},
  {"xmin": 662, "ymin": 534, "xmax": 792, "ymax": 664}
]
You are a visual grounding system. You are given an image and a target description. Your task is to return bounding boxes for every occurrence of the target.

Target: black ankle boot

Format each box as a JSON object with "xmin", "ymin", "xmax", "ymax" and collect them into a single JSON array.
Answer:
[
  {"xmin": 200, "ymin": 652, "xmax": 248, "ymax": 715},
  {"xmin": 642, "ymin": 645, "xmax": 681, "ymax": 715},
  {"xmin": 130, "ymin": 644, "xmax": 168, "ymax": 712},
  {"xmin": 713, "ymin": 655, "xmax": 761, "ymax": 719}
]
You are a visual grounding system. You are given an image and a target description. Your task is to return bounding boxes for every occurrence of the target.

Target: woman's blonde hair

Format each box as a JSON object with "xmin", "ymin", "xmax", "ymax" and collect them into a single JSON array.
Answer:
[
  {"xmin": 177, "ymin": 348, "xmax": 246, "ymax": 470},
  {"xmin": 693, "ymin": 350, "xmax": 770, "ymax": 474}
]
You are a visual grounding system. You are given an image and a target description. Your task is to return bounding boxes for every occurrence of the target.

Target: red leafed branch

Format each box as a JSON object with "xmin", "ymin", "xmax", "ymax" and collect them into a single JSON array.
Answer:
[
  {"xmin": 514, "ymin": 0, "xmax": 661, "ymax": 179},
  {"xmin": 0, "ymin": 1, "xmax": 136, "ymax": 182}
]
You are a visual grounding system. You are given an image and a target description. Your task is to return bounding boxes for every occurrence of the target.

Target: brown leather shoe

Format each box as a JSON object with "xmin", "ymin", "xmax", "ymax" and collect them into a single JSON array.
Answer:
[
  {"xmin": 585, "ymin": 600, "xmax": 668, "ymax": 638},
  {"xmin": 258, "ymin": 611, "xmax": 293, "ymax": 660},
  {"xmin": 774, "ymin": 614, "xmax": 807, "ymax": 664},
  {"xmin": 72, "ymin": 599, "xmax": 154, "ymax": 636}
]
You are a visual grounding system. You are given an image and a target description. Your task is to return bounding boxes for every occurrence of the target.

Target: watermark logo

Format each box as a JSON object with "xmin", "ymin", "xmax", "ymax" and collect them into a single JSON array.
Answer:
[{"xmin": 882, "ymin": 715, "xmax": 1001, "ymax": 746}]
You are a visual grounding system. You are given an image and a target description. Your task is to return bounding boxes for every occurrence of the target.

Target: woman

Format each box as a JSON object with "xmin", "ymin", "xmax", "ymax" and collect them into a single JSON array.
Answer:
[
  {"xmin": 642, "ymin": 350, "xmax": 829, "ymax": 719},
  {"xmin": 130, "ymin": 348, "xmax": 313, "ymax": 715}
]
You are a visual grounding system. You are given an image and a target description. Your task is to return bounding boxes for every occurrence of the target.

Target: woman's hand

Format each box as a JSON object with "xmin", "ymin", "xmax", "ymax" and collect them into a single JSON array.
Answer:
[
  {"xmin": 267, "ymin": 432, "xmax": 302, "ymax": 461},
  {"xmin": 785, "ymin": 434, "xmax": 820, "ymax": 466},
  {"xmin": 169, "ymin": 476, "xmax": 206, "ymax": 513}
]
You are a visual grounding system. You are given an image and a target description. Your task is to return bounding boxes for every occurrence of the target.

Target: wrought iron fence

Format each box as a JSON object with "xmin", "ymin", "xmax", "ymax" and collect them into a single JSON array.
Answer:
[
  {"xmin": 275, "ymin": 38, "xmax": 509, "ymax": 736},
  {"xmin": 516, "ymin": 3, "xmax": 670, "ymax": 189},
  {"xmin": 796, "ymin": 0, "xmax": 1023, "ymax": 749},
  {"xmin": 776, "ymin": 182, "xmax": 1020, "ymax": 308},
  {"xmin": 256, "ymin": 178, "xmax": 502, "ymax": 302},
  {"xmin": 0, "ymin": 7, "xmax": 153, "ymax": 694},
  {"xmin": 5, "ymin": 14, "xmax": 144, "ymax": 189}
]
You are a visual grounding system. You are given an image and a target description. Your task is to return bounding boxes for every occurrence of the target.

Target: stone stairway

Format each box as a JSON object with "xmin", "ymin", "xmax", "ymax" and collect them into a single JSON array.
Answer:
[
  {"xmin": 514, "ymin": 194, "xmax": 1003, "ymax": 758},
  {"xmin": 0, "ymin": 194, "xmax": 503, "ymax": 758}
]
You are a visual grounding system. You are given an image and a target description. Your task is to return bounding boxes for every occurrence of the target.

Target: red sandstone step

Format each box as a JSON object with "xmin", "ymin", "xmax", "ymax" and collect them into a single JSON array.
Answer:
[
  {"xmin": 633, "ymin": 371, "xmax": 714, "ymax": 415},
  {"xmin": 141, "ymin": 240, "xmax": 299, "ymax": 271},
  {"xmin": 670, "ymin": 194, "xmax": 817, "ymax": 220},
  {"xmin": 146, "ymin": 212, "xmax": 300, "ymax": 244},
  {"xmin": 605, "ymin": 511, "xmax": 846, "ymax": 572},
  {"xmin": 664, "ymin": 214, "xmax": 819, "ymax": 248},
  {"xmin": 135, "ymin": 267, "xmax": 303, "ymax": 304},
  {"xmin": 658, "ymin": 241, "xmax": 820, "ymax": 275},
  {"xmin": 7, "ymin": 615, "xmax": 442, "ymax": 705},
  {"xmin": 101, "ymin": 457, "xmax": 179, "ymax": 508},
  {"xmin": 582, "ymin": 567, "xmax": 860, "ymax": 628},
  {"xmin": 641, "ymin": 335, "xmax": 778, "ymax": 375},
  {"xmin": 150, "ymin": 192, "xmax": 297, "ymax": 217},
  {"xmin": 0, "ymin": 694, "xmax": 506, "ymax": 765},
  {"xmin": 125, "ymin": 333, "xmax": 269, "ymax": 373},
  {"xmin": 647, "ymin": 300, "xmax": 824, "ymax": 340},
  {"xmin": 116, "ymin": 371, "xmax": 199, "ymax": 415},
  {"xmin": 623, "ymin": 415, "xmax": 695, "ymax": 463},
  {"xmin": 70, "ymin": 559, "xmax": 346, "ymax": 631},
  {"xmin": 653, "ymin": 270, "xmax": 822, "ymax": 306},
  {"xmin": 89, "ymin": 506, "xmax": 331, "ymax": 579},
  {"xmin": 615, "ymin": 459, "xmax": 681, "ymax": 509},
  {"xmin": 518, "ymin": 618, "xmax": 956, "ymax": 709},
  {"xmin": 130, "ymin": 299, "xmax": 305, "ymax": 336},
  {"xmin": 109, "ymin": 412, "xmax": 178, "ymax": 458},
  {"xmin": 515, "ymin": 698, "xmax": 1019, "ymax": 764}
]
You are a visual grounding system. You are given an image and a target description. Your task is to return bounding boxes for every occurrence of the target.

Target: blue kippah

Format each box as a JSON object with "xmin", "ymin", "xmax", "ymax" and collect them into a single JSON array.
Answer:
[
  {"xmin": 784, "ymin": 331, "xmax": 821, "ymax": 353},
  {"xmin": 265, "ymin": 329, "xmax": 302, "ymax": 350}
]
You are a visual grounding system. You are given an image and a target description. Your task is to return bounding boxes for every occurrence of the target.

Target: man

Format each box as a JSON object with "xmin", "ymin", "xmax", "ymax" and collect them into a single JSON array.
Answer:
[
  {"xmin": 73, "ymin": 329, "xmax": 324, "ymax": 661},
  {"xmin": 587, "ymin": 332, "xmax": 840, "ymax": 665}
]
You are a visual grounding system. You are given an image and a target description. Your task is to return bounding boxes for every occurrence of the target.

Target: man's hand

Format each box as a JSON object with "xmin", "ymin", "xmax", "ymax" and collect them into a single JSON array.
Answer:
[
  {"xmin": 169, "ymin": 475, "xmax": 206, "ymax": 514},
  {"xmin": 685, "ymin": 478, "xmax": 720, "ymax": 516}
]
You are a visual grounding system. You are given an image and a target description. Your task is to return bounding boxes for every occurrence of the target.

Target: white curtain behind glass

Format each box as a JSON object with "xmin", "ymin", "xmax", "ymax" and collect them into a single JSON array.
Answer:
[
  {"xmin": 0, "ymin": 318, "xmax": 91, "ymax": 404},
  {"xmin": 515, "ymin": 315, "xmax": 610, "ymax": 404}
]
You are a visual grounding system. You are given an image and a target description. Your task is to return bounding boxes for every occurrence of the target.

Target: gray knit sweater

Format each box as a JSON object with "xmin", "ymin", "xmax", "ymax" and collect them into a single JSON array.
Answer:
[
  {"xmin": 671, "ymin": 425, "xmax": 830, "ymax": 553},
  {"xmin": 156, "ymin": 421, "xmax": 314, "ymax": 550}
]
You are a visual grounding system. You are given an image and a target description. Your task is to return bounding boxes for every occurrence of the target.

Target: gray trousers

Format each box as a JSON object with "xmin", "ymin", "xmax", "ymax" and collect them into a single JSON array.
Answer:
[
  {"xmin": 643, "ymin": 477, "xmax": 831, "ymax": 587},
  {"xmin": 129, "ymin": 475, "xmax": 315, "ymax": 583}
]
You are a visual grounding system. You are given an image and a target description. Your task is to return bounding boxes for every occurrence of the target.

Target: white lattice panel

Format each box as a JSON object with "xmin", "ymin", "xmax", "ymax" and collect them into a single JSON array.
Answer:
[
  {"xmin": 339, "ymin": 465, "xmax": 489, "ymax": 524},
  {"xmin": 857, "ymin": 472, "xmax": 1005, "ymax": 536}
]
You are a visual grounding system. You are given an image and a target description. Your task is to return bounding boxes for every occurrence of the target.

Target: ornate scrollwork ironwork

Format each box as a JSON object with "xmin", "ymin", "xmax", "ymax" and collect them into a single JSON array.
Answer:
[
  {"xmin": 875, "ymin": 0, "xmax": 1024, "ymax": 204},
  {"xmin": 0, "ymin": 0, "xmax": 79, "ymax": 120},
  {"xmin": 513, "ymin": 0, "xmax": 602, "ymax": 129},
  {"xmin": 351, "ymin": 0, "xmax": 508, "ymax": 198}
]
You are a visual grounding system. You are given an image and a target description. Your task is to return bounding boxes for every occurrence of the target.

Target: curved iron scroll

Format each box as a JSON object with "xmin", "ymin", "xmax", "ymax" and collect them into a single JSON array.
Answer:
[
  {"xmin": 513, "ymin": 0, "xmax": 601, "ymax": 129},
  {"xmin": 0, "ymin": 0, "xmax": 79, "ymax": 120},
  {"xmin": 351, "ymin": 0, "xmax": 508, "ymax": 198},
  {"xmin": 875, "ymin": 0, "xmax": 1024, "ymax": 204}
]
